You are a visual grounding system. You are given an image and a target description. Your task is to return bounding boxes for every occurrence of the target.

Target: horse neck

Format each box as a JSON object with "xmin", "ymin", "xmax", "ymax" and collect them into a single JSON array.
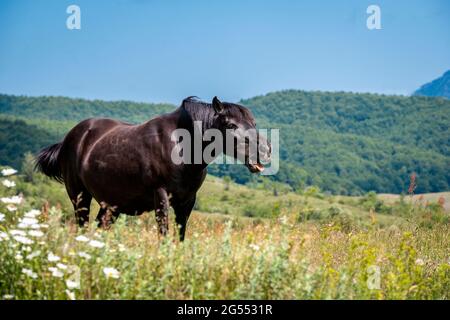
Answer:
[{"xmin": 174, "ymin": 104, "xmax": 219, "ymax": 171}]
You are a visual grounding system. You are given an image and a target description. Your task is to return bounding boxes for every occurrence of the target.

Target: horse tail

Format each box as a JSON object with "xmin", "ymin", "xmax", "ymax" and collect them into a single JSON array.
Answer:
[{"xmin": 35, "ymin": 142, "xmax": 63, "ymax": 182}]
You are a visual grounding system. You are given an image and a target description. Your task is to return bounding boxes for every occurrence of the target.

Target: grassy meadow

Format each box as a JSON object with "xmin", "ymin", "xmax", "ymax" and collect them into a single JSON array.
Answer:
[{"xmin": 0, "ymin": 166, "xmax": 449, "ymax": 300}]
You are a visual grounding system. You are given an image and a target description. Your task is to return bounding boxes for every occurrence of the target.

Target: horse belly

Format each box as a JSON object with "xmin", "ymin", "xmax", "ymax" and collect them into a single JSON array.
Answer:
[{"xmin": 81, "ymin": 150, "xmax": 152, "ymax": 211}]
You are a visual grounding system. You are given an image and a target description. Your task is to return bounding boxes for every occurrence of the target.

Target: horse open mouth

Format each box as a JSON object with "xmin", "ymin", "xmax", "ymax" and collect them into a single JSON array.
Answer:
[{"xmin": 246, "ymin": 162, "xmax": 265, "ymax": 173}]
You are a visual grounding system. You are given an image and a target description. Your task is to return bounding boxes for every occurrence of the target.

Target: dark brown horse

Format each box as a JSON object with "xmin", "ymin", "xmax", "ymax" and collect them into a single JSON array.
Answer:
[{"xmin": 35, "ymin": 96, "xmax": 271, "ymax": 240}]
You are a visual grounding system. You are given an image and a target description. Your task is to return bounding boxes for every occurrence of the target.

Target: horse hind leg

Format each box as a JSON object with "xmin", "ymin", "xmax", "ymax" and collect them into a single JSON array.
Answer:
[
  {"xmin": 96, "ymin": 202, "xmax": 118, "ymax": 229},
  {"xmin": 154, "ymin": 188, "xmax": 169, "ymax": 237},
  {"xmin": 65, "ymin": 181, "xmax": 92, "ymax": 227},
  {"xmin": 72, "ymin": 190, "xmax": 92, "ymax": 227}
]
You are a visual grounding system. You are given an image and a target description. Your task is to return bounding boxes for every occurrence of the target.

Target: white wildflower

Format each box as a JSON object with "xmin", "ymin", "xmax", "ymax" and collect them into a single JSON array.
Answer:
[
  {"xmin": 249, "ymin": 243, "xmax": 260, "ymax": 251},
  {"xmin": 13, "ymin": 235, "xmax": 34, "ymax": 245},
  {"xmin": 18, "ymin": 217, "xmax": 39, "ymax": 229},
  {"xmin": 103, "ymin": 267, "xmax": 120, "ymax": 279},
  {"xmin": 57, "ymin": 263, "xmax": 68, "ymax": 270},
  {"xmin": 75, "ymin": 235, "xmax": 89, "ymax": 242},
  {"xmin": 0, "ymin": 231, "xmax": 9, "ymax": 241},
  {"xmin": 65, "ymin": 290, "xmax": 76, "ymax": 300},
  {"xmin": 118, "ymin": 244, "xmax": 126, "ymax": 252},
  {"xmin": 1, "ymin": 168, "xmax": 17, "ymax": 176},
  {"xmin": 22, "ymin": 268, "xmax": 37, "ymax": 279},
  {"xmin": 6, "ymin": 204, "xmax": 17, "ymax": 212},
  {"xmin": 2, "ymin": 294, "xmax": 14, "ymax": 300},
  {"xmin": 0, "ymin": 212, "xmax": 5, "ymax": 222},
  {"xmin": 22, "ymin": 217, "xmax": 39, "ymax": 224},
  {"xmin": 279, "ymin": 215, "xmax": 288, "ymax": 225},
  {"xmin": 88, "ymin": 240, "xmax": 105, "ymax": 248},
  {"xmin": 48, "ymin": 267, "xmax": 64, "ymax": 278},
  {"xmin": 15, "ymin": 253, "xmax": 23, "ymax": 261},
  {"xmin": 2, "ymin": 179, "xmax": 16, "ymax": 188},
  {"xmin": 415, "ymin": 258, "xmax": 425, "ymax": 266},
  {"xmin": 28, "ymin": 230, "xmax": 44, "ymax": 238},
  {"xmin": 39, "ymin": 223, "xmax": 49, "ymax": 228},
  {"xmin": 1, "ymin": 195, "xmax": 23, "ymax": 204},
  {"xmin": 26, "ymin": 250, "xmax": 41, "ymax": 260},
  {"xmin": 10, "ymin": 229, "xmax": 26, "ymax": 236},
  {"xmin": 25, "ymin": 222, "xmax": 44, "ymax": 229},
  {"xmin": 24, "ymin": 209, "xmax": 41, "ymax": 218},
  {"xmin": 47, "ymin": 252, "xmax": 60, "ymax": 262},
  {"xmin": 78, "ymin": 251, "xmax": 91, "ymax": 260},
  {"xmin": 66, "ymin": 280, "xmax": 80, "ymax": 290}
]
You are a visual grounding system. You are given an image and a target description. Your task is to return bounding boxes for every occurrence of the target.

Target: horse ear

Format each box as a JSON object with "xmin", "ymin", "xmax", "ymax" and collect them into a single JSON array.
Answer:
[{"xmin": 212, "ymin": 96, "xmax": 224, "ymax": 114}]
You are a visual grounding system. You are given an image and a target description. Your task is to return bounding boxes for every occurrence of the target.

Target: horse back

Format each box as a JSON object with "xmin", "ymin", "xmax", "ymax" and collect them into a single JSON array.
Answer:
[{"xmin": 58, "ymin": 118, "xmax": 127, "ymax": 174}]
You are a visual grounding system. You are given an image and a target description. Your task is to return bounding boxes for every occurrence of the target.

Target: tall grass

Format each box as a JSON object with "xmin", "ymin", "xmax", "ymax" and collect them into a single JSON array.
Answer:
[{"xmin": 0, "ymin": 171, "xmax": 448, "ymax": 300}]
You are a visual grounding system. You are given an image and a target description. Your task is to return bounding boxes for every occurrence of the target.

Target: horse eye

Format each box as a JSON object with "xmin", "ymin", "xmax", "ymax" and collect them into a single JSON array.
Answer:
[{"xmin": 226, "ymin": 123, "xmax": 238, "ymax": 130}]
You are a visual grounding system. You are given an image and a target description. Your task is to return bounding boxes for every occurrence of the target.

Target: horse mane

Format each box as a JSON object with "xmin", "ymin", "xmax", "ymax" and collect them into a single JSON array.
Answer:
[
  {"xmin": 181, "ymin": 96, "xmax": 211, "ymax": 109},
  {"xmin": 180, "ymin": 96, "xmax": 255, "ymax": 129},
  {"xmin": 181, "ymin": 96, "xmax": 216, "ymax": 129}
]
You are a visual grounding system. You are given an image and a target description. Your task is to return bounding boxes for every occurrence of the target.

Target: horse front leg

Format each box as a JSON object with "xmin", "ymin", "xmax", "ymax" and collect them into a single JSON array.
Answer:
[
  {"xmin": 173, "ymin": 196, "xmax": 195, "ymax": 241},
  {"xmin": 154, "ymin": 188, "xmax": 169, "ymax": 237}
]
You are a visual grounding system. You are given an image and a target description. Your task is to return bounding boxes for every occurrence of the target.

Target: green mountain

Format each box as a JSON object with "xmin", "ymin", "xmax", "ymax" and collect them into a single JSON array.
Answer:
[
  {"xmin": 0, "ymin": 91, "xmax": 449, "ymax": 195},
  {"xmin": 0, "ymin": 117, "xmax": 58, "ymax": 169},
  {"xmin": 237, "ymin": 90, "xmax": 449, "ymax": 194},
  {"xmin": 414, "ymin": 70, "xmax": 450, "ymax": 99}
]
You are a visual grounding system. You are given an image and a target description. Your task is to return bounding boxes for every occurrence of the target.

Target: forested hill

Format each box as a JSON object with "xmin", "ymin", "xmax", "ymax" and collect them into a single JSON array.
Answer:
[
  {"xmin": 0, "ymin": 118, "xmax": 57, "ymax": 169},
  {"xmin": 0, "ymin": 94, "xmax": 174, "ymax": 124},
  {"xmin": 242, "ymin": 90, "xmax": 449, "ymax": 157},
  {"xmin": 238, "ymin": 90, "xmax": 449, "ymax": 194},
  {"xmin": 0, "ymin": 92, "xmax": 449, "ymax": 195}
]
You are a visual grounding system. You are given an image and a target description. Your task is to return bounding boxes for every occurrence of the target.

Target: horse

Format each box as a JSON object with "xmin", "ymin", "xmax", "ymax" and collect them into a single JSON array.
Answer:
[{"xmin": 35, "ymin": 96, "xmax": 271, "ymax": 240}]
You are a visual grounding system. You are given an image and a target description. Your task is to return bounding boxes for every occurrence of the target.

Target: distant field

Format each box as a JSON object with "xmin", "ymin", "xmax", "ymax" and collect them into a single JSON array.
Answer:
[{"xmin": 378, "ymin": 192, "xmax": 450, "ymax": 212}]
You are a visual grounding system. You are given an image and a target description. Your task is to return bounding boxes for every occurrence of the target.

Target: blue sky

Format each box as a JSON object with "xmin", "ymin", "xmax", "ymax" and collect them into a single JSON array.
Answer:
[{"xmin": 0, "ymin": 0, "xmax": 449, "ymax": 104}]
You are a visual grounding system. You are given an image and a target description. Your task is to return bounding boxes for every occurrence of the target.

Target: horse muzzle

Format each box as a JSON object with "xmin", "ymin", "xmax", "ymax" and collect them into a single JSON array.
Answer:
[{"xmin": 245, "ymin": 139, "xmax": 271, "ymax": 173}]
